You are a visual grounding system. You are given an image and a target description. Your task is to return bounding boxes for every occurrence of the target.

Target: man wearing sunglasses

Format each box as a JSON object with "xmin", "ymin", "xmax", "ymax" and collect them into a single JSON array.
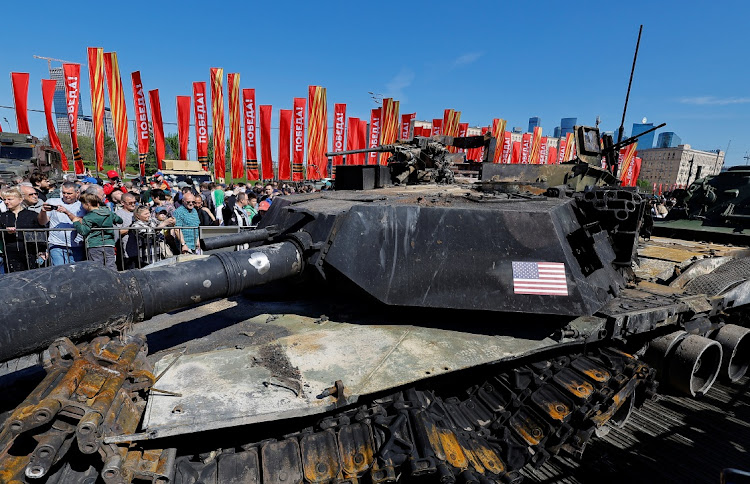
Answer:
[{"xmin": 173, "ymin": 192, "xmax": 201, "ymax": 254}]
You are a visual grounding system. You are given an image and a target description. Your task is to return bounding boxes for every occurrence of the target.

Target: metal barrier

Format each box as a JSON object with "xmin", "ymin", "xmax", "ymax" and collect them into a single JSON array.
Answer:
[{"xmin": 0, "ymin": 225, "xmax": 256, "ymax": 274}]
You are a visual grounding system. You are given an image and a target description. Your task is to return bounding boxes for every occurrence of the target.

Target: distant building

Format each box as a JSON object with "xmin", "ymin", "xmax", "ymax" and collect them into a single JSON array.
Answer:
[
  {"xmin": 49, "ymin": 66, "xmax": 114, "ymax": 139},
  {"xmin": 512, "ymin": 127, "xmax": 523, "ymax": 134},
  {"xmin": 631, "ymin": 122, "xmax": 655, "ymax": 149},
  {"xmin": 560, "ymin": 118, "xmax": 577, "ymax": 137},
  {"xmin": 656, "ymin": 132, "xmax": 682, "ymax": 148},
  {"xmin": 553, "ymin": 126, "xmax": 561, "ymax": 138},
  {"xmin": 528, "ymin": 117, "xmax": 541, "ymax": 133},
  {"xmin": 639, "ymin": 144, "xmax": 725, "ymax": 188}
]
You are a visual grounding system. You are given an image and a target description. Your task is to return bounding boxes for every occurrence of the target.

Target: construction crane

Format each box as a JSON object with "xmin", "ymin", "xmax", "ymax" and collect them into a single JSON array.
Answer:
[{"xmin": 33, "ymin": 55, "xmax": 84, "ymax": 69}]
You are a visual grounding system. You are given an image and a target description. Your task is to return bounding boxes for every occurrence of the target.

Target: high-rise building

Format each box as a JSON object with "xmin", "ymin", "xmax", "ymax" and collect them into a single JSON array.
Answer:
[
  {"xmin": 560, "ymin": 117, "xmax": 577, "ymax": 137},
  {"xmin": 631, "ymin": 122, "xmax": 655, "ymax": 149},
  {"xmin": 553, "ymin": 126, "xmax": 561, "ymax": 138},
  {"xmin": 528, "ymin": 117, "xmax": 541, "ymax": 133},
  {"xmin": 512, "ymin": 127, "xmax": 523, "ymax": 134},
  {"xmin": 656, "ymin": 132, "xmax": 682, "ymax": 148}
]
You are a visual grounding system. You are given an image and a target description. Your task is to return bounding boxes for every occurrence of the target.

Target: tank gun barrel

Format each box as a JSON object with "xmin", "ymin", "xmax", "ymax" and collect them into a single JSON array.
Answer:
[
  {"xmin": 325, "ymin": 144, "xmax": 400, "ymax": 157},
  {"xmin": 0, "ymin": 240, "xmax": 306, "ymax": 363}
]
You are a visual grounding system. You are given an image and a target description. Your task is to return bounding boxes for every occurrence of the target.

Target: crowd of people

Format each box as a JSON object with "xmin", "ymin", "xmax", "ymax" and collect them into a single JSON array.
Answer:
[{"xmin": 0, "ymin": 169, "xmax": 325, "ymax": 274}]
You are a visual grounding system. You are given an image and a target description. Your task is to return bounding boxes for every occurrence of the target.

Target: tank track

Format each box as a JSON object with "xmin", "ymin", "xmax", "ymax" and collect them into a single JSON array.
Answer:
[
  {"xmin": 168, "ymin": 348, "xmax": 656, "ymax": 484},
  {"xmin": 0, "ymin": 347, "xmax": 656, "ymax": 483}
]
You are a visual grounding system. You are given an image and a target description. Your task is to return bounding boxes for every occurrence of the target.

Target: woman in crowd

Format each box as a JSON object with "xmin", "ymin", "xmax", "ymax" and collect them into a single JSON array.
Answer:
[{"xmin": 0, "ymin": 186, "xmax": 45, "ymax": 272}]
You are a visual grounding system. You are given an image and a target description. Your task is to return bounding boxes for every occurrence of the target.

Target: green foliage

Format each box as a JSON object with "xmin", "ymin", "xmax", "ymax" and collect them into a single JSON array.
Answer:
[{"xmin": 636, "ymin": 178, "xmax": 651, "ymax": 191}]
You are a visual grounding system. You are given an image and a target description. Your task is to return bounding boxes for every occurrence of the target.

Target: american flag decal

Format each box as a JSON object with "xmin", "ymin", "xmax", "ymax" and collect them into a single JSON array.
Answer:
[{"xmin": 512, "ymin": 261, "xmax": 568, "ymax": 296}]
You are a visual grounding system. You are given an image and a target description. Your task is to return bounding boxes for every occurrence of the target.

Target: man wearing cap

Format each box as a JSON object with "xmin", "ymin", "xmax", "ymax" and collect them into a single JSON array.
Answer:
[
  {"xmin": 152, "ymin": 172, "xmax": 171, "ymax": 191},
  {"xmin": 103, "ymin": 170, "xmax": 128, "ymax": 199}
]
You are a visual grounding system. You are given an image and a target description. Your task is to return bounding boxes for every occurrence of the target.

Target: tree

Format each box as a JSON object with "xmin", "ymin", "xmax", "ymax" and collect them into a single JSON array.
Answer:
[{"xmin": 636, "ymin": 178, "xmax": 651, "ymax": 192}]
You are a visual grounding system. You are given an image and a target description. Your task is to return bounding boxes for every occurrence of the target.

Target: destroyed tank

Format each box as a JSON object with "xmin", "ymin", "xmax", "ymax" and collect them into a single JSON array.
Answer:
[
  {"xmin": 653, "ymin": 165, "xmax": 750, "ymax": 244},
  {"xmin": 1, "ymin": 127, "xmax": 750, "ymax": 484}
]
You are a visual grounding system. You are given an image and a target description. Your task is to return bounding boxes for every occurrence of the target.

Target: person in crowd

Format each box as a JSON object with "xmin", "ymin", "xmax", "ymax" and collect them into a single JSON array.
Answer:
[
  {"xmin": 19, "ymin": 183, "xmax": 44, "ymax": 213},
  {"xmin": 125, "ymin": 205, "xmax": 174, "ymax": 267},
  {"xmin": 244, "ymin": 193, "xmax": 259, "ymax": 224},
  {"xmin": 152, "ymin": 171, "xmax": 171, "ymax": 191},
  {"xmin": 103, "ymin": 170, "xmax": 127, "ymax": 199},
  {"xmin": 108, "ymin": 189, "xmax": 124, "ymax": 211},
  {"xmin": 115, "ymin": 192, "xmax": 138, "ymax": 269},
  {"xmin": 39, "ymin": 181, "xmax": 86, "ymax": 265},
  {"xmin": 60, "ymin": 192, "xmax": 122, "ymax": 271},
  {"xmin": 84, "ymin": 184, "xmax": 107, "ymax": 203},
  {"xmin": 194, "ymin": 195, "xmax": 217, "ymax": 226},
  {"xmin": 211, "ymin": 184, "xmax": 225, "ymax": 224},
  {"xmin": 29, "ymin": 172, "xmax": 50, "ymax": 201},
  {"xmin": 173, "ymin": 191, "xmax": 201, "ymax": 254},
  {"xmin": 261, "ymin": 184, "xmax": 274, "ymax": 202},
  {"xmin": 0, "ymin": 186, "xmax": 46, "ymax": 272},
  {"xmin": 153, "ymin": 207, "xmax": 177, "ymax": 256},
  {"xmin": 222, "ymin": 188, "xmax": 237, "ymax": 224}
]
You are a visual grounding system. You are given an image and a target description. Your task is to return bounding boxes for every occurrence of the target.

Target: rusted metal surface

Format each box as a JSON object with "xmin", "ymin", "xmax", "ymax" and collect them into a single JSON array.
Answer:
[
  {"xmin": 140, "ymin": 312, "xmax": 572, "ymax": 440},
  {"xmin": 0, "ymin": 335, "xmax": 164, "ymax": 483}
]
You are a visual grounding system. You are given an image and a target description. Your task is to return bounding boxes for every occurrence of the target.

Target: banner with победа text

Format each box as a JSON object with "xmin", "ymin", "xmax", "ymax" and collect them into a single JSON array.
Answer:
[{"xmin": 62, "ymin": 64, "xmax": 84, "ymax": 174}]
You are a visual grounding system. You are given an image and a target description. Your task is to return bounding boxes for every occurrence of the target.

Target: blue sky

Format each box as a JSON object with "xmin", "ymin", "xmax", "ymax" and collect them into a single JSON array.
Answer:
[{"xmin": 1, "ymin": 0, "xmax": 748, "ymax": 165}]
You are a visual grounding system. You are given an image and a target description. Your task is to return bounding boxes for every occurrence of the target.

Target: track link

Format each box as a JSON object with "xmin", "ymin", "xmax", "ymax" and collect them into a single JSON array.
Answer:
[{"xmin": 169, "ymin": 348, "xmax": 656, "ymax": 484}]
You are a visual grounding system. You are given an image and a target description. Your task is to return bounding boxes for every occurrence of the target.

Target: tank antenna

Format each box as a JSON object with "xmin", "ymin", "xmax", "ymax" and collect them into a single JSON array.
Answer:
[{"xmin": 617, "ymin": 25, "xmax": 643, "ymax": 145}]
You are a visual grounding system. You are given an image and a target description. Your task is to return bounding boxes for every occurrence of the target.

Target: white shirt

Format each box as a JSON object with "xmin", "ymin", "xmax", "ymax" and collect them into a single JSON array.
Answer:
[{"xmin": 46, "ymin": 198, "xmax": 86, "ymax": 247}]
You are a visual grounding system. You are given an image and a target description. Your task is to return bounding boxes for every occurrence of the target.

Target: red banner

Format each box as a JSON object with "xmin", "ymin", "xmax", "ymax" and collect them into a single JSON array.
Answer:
[
  {"xmin": 563, "ymin": 133, "xmax": 574, "ymax": 162},
  {"xmin": 62, "ymin": 64, "xmax": 84, "ymax": 174},
  {"xmin": 548, "ymin": 146, "xmax": 558, "ymax": 164},
  {"xmin": 401, "ymin": 113, "xmax": 416, "ymax": 140},
  {"xmin": 176, "ymin": 96, "xmax": 191, "ymax": 161},
  {"xmin": 466, "ymin": 126, "xmax": 488, "ymax": 161},
  {"xmin": 633, "ymin": 157, "xmax": 642, "ymax": 186},
  {"xmin": 148, "ymin": 90, "xmax": 165, "ymax": 170},
  {"xmin": 520, "ymin": 133, "xmax": 532, "ymax": 164},
  {"xmin": 88, "ymin": 48, "xmax": 105, "ymax": 172},
  {"xmin": 511, "ymin": 141, "xmax": 521, "ymax": 164},
  {"xmin": 379, "ymin": 99, "xmax": 399, "ymax": 164},
  {"xmin": 193, "ymin": 82, "xmax": 209, "ymax": 172},
  {"xmin": 278, "ymin": 109, "xmax": 292, "ymax": 180},
  {"xmin": 41, "ymin": 79, "xmax": 68, "ymax": 171},
  {"xmin": 500, "ymin": 131, "xmax": 512, "ymax": 164},
  {"xmin": 210, "ymin": 68, "xmax": 226, "ymax": 181},
  {"xmin": 358, "ymin": 119, "xmax": 368, "ymax": 165},
  {"xmin": 529, "ymin": 126, "xmax": 542, "ymax": 164},
  {"xmin": 618, "ymin": 142, "xmax": 639, "ymax": 186},
  {"xmin": 332, "ymin": 103, "xmax": 346, "ymax": 172},
  {"xmin": 557, "ymin": 137, "xmax": 567, "ymax": 164},
  {"xmin": 491, "ymin": 119, "xmax": 507, "ymax": 163},
  {"xmin": 307, "ymin": 85, "xmax": 328, "ymax": 179},
  {"xmin": 103, "ymin": 53, "xmax": 128, "ymax": 173},
  {"xmin": 259, "ymin": 105, "xmax": 273, "ymax": 179},
  {"xmin": 292, "ymin": 97, "xmax": 306, "ymax": 181},
  {"xmin": 131, "ymin": 71, "xmax": 149, "ymax": 175},
  {"xmin": 242, "ymin": 88, "xmax": 258, "ymax": 180},
  {"xmin": 539, "ymin": 136, "xmax": 548, "ymax": 165},
  {"xmin": 227, "ymin": 73, "xmax": 243, "ymax": 180},
  {"xmin": 431, "ymin": 119, "xmax": 442, "ymax": 136},
  {"xmin": 11, "ymin": 72, "xmax": 30, "ymax": 135},
  {"xmin": 368, "ymin": 108, "xmax": 382, "ymax": 164},
  {"xmin": 346, "ymin": 117, "xmax": 359, "ymax": 165}
]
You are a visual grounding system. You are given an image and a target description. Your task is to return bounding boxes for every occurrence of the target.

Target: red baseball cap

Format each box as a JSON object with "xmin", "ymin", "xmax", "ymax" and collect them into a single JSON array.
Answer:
[{"xmin": 106, "ymin": 170, "xmax": 119, "ymax": 179}]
